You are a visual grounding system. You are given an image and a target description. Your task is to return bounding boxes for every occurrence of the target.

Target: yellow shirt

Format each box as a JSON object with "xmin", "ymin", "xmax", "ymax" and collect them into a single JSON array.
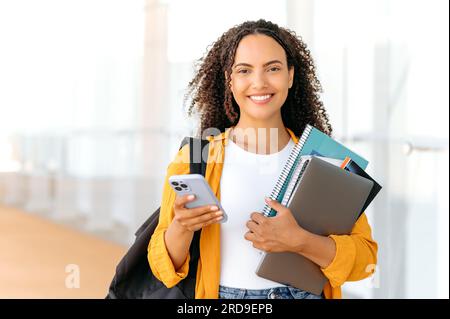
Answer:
[{"xmin": 148, "ymin": 127, "xmax": 378, "ymax": 299}]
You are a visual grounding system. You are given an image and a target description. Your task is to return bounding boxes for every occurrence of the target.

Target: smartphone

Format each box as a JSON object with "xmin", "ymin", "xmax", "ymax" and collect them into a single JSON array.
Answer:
[{"xmin": 168, "ymin": 174, "xmax": 228, "ymax": 223}]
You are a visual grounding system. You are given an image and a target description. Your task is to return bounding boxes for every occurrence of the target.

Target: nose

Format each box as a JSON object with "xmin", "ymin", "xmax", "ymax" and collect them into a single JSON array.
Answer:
[{"xmin": 250, "ymin": 70, "xmax": 268, "ymax": 90}]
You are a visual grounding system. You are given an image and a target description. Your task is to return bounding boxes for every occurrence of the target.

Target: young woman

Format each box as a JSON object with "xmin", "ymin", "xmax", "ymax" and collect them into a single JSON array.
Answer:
[{"xmin": 148, "ymin": 19, "xmax": 377, "ymax": 299}]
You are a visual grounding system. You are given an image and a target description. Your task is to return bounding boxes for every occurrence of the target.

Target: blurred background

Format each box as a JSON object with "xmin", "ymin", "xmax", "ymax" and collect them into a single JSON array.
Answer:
[{"xmin": 0, "ymin": 0, "xmax": 448, "ymax": 299}]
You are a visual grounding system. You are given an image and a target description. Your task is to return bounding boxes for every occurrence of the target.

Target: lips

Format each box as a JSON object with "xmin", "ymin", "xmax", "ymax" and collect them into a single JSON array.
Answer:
[{"xmin": 248, "ymin": 94, "xmax": 274, "ymax": 105}]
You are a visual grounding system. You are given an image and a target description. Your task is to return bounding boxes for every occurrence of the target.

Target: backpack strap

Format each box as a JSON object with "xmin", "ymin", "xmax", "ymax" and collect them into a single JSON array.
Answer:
[
  {"xmin": 178, "ymin": 137, "xmax": 210, "ymax": 298},
  {"xmin": 179, "ymin": 136, "xmax": 209, "ymax": 176}
]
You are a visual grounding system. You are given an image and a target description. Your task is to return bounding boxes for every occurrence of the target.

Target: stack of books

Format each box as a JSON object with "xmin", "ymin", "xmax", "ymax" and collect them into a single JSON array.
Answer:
[{"xmin": 255, "ymin": 125, "xmax": 382, "ymax": 295}]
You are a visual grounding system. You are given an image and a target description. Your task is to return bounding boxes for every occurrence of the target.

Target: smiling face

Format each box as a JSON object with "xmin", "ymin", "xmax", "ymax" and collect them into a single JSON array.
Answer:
[{"xmin": 229, "ymin": 34, "xmax": 294, "ymax": 125}]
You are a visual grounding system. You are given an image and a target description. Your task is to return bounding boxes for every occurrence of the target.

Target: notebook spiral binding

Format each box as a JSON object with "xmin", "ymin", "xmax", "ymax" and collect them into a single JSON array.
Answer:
[{"xmin": 261, "ymin": 124, "xmax": 313, "ymax": 217}]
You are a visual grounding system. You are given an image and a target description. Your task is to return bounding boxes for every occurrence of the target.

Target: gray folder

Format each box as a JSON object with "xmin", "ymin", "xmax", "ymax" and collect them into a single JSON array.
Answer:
[{"xmin": 255, "ymin": 156, "xmax": 373, "ymax": 295}]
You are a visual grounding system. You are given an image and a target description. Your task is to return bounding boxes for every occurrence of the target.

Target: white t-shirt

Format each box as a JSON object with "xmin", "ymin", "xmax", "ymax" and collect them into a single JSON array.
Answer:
[{"xmin": 219, "ymin": 136, "xmax": 295, "ymax": 289}]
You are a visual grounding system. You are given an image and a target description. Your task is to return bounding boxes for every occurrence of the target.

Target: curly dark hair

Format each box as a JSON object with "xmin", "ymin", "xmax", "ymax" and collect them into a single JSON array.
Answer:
[{"xmin": 185, "ymin": 19, "xmax": 333, "ymax": 138}]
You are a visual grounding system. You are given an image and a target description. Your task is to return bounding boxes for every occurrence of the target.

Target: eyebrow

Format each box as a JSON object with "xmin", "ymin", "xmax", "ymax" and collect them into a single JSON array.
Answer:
[{"xmin": 233, "ymin": 60, "xmax": 284, "ymax": 69}]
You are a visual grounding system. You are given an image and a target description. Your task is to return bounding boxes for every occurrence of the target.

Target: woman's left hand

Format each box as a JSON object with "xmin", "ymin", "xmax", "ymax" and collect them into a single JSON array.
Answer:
[{"xmin": 244, "ymin": 197, "xmax": 307, "ymax": 253}]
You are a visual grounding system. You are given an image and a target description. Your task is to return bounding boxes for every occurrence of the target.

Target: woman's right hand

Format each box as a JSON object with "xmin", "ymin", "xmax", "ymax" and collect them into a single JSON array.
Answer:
[{"xmin": 172, "ymin": 194, "xmax": 224, "ymax": 232}]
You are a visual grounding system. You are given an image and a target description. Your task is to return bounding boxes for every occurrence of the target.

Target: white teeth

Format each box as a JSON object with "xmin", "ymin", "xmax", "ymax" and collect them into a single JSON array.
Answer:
[{"xmin": 250, "ymin": 94, "xmax": 272, "ymax": 101}]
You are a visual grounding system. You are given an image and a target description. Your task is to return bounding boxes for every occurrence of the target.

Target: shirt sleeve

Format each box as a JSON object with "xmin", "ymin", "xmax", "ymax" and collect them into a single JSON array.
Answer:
[
  {"xmin": 320, "ymin": 213, "xmax": 378, "ymax": 288},
  {"xmin": 147, "ymin": 144, "xmax": 191, "ymax": 288}
]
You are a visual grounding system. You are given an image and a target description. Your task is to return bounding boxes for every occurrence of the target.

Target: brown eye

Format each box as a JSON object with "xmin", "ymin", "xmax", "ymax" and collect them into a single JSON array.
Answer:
[
  {"xmin": 269, "ymin": 66, "xmax": 281, "ymax": 72},
  {"xmin": 237, "ymin": 69, "xmax": 250, "ymax": 74}
]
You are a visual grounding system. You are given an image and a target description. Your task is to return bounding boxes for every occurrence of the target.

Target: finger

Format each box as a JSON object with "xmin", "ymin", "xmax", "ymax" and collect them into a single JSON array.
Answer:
[
  {"xmin": 245, "ymin": 232, "xmax": 266, "ymax": 251},
  {"xmin": 250, "ymin": 212, "xmax": 267, "ymax": 224},
  {"xmin": 244, "ymin": 231, "xmax": 257, "ymax": 242},
  {"xmin": 182, "ymin": 209, "xmax": 223, "ymax": 225},
  {"xmin": 174, "ymin": 194, "xmax": 195, "ymax": 209},
  {"xmin": 245, "ymin": 230, "xmax": 265, "ymax": 243},
  {"xmin": 264, "ymin": 197, "xmax": 286, "ymax": 214},
  {"xmin": 187, "ymin": 204, "xmax": 220, "ymax": 218},
  {"xmin": 190, "ymin": 213, "xmax": 223, "ymax": 229},
  {"xmin": 246, "ymin": 220, "xmax": 260, "ymax": 234}
]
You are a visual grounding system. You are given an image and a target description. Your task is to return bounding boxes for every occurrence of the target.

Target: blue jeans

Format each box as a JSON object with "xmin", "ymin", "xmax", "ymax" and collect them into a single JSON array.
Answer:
[{"xmin": 219, "ymin": 285, "xmax": 323, "ymax": 299}]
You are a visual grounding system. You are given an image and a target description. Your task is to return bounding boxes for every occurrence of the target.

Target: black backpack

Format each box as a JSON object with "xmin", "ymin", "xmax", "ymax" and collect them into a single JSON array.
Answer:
[{"xmin": 106, "ymin": 137, "xmax": 210, "ymax": 299}]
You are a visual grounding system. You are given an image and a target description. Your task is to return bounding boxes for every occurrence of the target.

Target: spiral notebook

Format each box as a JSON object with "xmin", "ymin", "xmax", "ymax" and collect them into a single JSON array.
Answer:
[
  {"xmin": 255, "ymin": 156, "xmax": 374, "ymax": 295},
  {"xmin": 261, "ymin": 125, "xmax": 369, "ymax": 217}
]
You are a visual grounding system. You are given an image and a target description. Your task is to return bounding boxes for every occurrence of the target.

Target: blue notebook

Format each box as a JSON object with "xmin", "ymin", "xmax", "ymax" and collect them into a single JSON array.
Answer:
[{"xmin": 262, "ymin": 125, "xmax": 368, "ymax": 217}]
